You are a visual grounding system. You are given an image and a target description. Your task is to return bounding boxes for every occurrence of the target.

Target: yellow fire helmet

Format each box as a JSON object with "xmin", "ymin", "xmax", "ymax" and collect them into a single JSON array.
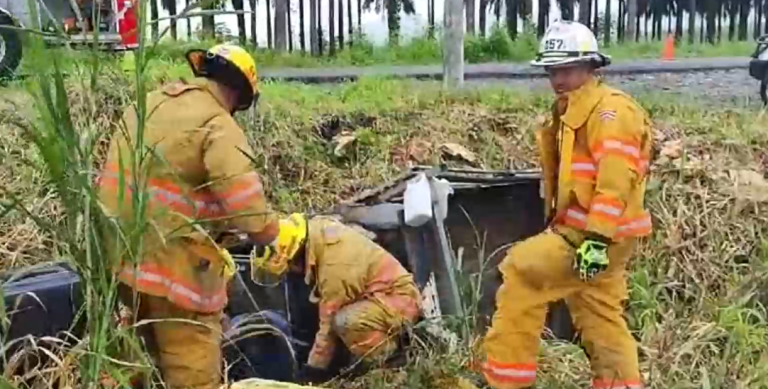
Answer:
[
  {"xmin": 250, "ymin": 213, "xmax": 309, "ymax": 287},
  {"xmin": 185, "ymin": 43, "xmax": 260, "ymax": 111}
]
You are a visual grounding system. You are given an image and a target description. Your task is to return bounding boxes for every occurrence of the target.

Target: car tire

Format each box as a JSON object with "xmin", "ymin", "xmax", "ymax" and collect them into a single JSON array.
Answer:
[{"xmin": 0, "ymin": 13, "xmax": 22, "ymax": 81}]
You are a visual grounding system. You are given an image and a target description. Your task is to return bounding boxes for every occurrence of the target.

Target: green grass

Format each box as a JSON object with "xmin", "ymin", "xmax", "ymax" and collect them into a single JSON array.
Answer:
[{"xmin": 2, "ymin": 26, "xmax": 768, "ymax": 389}]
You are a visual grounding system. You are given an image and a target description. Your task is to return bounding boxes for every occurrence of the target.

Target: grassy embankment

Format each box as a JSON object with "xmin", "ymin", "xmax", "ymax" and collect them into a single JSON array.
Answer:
[{"xmin": 1, "ymin": 25, "xmax": 768, "ymax": 389}]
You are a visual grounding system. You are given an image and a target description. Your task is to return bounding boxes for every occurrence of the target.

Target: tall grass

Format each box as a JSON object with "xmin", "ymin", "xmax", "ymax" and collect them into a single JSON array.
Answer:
[{"xmin": 0, "ymin": 0, "xmax": 160, "ymax": 386}]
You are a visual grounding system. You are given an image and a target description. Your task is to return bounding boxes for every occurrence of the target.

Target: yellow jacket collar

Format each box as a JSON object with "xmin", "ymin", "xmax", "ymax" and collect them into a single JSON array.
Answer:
[
  {"xmin": 186, "ymin": 77, "xmax": 232, "ymax": 112},
  {"xmin": 560, "ymin": 77, "xmax": 608, "ymax": 130}
]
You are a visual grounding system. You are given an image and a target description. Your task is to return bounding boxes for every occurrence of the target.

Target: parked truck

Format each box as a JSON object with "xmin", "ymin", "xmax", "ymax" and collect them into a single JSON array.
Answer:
[{"xmin": 0, "ymin": 0, "xmax": 139, "ymax": 79}]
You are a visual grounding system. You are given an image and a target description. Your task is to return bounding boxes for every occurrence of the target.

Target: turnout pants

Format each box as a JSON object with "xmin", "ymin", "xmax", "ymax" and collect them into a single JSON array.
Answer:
[
  {"xmin": 118, "ymin": 284, "xmax": 224, "ymax": 389},
  {"xmin": 482, "ymin": 226, "xmax": 642, "ymax": 389},
  {"xmin": 332, "ymin": 295, "xmax": 419, "ymax": 364}
]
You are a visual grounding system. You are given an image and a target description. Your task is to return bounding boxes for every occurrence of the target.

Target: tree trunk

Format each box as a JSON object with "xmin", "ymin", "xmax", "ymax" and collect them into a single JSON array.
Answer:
[
  {"xmin": 387, "ymin": 0, "xmax": 402, "ymax": 45},
  {"xmin": 627, "ymin": 0, "xmax": 638, "ymax": 41},
  {"xmin": 288, "ymin": 0, "xmax": 294, "ymax": 51},
  {"xmin": 267, "ymin": 0, "xmax": 274, "ymax": 48},
  {"xmin": 506, "ymin": 0, "xmax": 519, "ymax": 39},
  {"xmin": 728, "ymin": 2, "xmax": 735, "ymax": 40},
  {"xmin": 675, "ymin": 0, "xmax": 684, "ymax": 40},
  {"xmin": 300, "ymin": 0, "xmax": 306, "ymax": 52},
  {"xmin": 480, "ymin": 0, "xmax": 489, "ymax": 36},
  {"xmin": 186, "ymin": 0, "xmax": 192, "ymax": 39},
  {"xmin": 495, "ymin": 0, "xmax": 502, "ymax": 23},
  {"xmin": 757, "ymin": 0, "xmax": 764, "ymax": 37},
  {"xmin": 358, "ymin": 0, "xmax": 362, "ymax": 32},
  {"xmin": 249, "ymin": 0, "xmax": 258, "ymax": 47},
  {"xmin": 717, "ymin": 4, "xmax": 722, "ymax": 42},
  {"xmin": 150, "ymin": 0, "xmax": 159, "ymax": 40},
  {"xmin": 604, "ymin": 0, "xmax": 611, "ymax": 45},
  {"xmin": 315, "ymin": 0, "xmax": 325, "ymax": 56},
  {"xmin": 165, "ymin": 0, "xmax": 178, "ymax": 39},
  {"xmin": 309, "ymin": 0, "xmax": 317, "ymax": 54},
  {"xmin": 593, "ymin": 0, "xmax": 599, "ymax": 33},
  {"xmin": 618, "ymin": 0, "xmax": 624, "ymax": 41},
  {"xmin": 444, "ymin": 0, "xmax": 465, "ymax": 88},
  {"xmin": 688, "ymin": 0, "xmax": 696, "ymax": 43},
  {"xmin": 347, "ymin": 0, "xmax": 353, "ymax": 44},
  {"xmin": 537, "ymin": 0, "xmax": 548, "ymax": 37},
  {"xmin": 579, "ymin": 0, "xmax": 591, "ymax": 24},
  {"xmin": 706, "ymin": 4, "xmax": 716, "ymax": 44},
  {"xmin": 233, "ymin": 0, "xmax": 247, "ymax": 45},
  {"xmin": 467, "ymin": 0, "xmax": 476, "ymax": 34},
  {"xmin": 329, "ymin": 0, "xmax": 336, "ymax": 54},
  {"xmin": 699, "ymin": 12, "xmax": 704, "ymax": 42},
  {"xmin": 667, "ymin": 6, "xmax": 672, "ymax": 35},
  {"xmin": 275, "ymin": 0, "xmax": 288, "ymax": 51},
  {"xmin": 201, "ymin": 1, "xmax": 215, "ymax": 39},
  {"xmin": 644, "ymin": 13, "xmax": 649, "ymax": 40},
  {"xmin": 737, "ymin": 0, "xmax": 749, "ymax": 40},
  {"xmin": 338, "ymin": 0, "xmax": 344, "ymax": 49}
]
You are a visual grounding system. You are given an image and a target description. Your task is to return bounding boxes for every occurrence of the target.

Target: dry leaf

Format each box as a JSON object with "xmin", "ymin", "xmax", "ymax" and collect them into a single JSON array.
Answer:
[
  {"xmin": 332, "ymin": 132, "xmax": 357, "ymax": 156},
  {"xmin": 660, "ymin": 139, "xmax": 683, "ymax": 159},
  {"xmin": 440, "ymin": 143, "xmax": 478, "ymax": 164},
  {"xmin": 726, "ymin": 169, "xmax": 768, "ymax": 202}
]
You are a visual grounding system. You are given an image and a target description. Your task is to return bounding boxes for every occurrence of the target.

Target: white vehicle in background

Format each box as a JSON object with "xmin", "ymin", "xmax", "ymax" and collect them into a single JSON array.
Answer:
[{"xmin": 0, "ymin": 0, "xmax": 139, "ymax": 80}]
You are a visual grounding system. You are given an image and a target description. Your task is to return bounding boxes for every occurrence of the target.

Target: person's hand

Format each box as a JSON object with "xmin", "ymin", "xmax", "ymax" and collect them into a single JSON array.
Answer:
[
  {"xmin": 295, "ymin": 365, "xmax": 332, "ymax": 384},
  {"xmin": 575, "ymin": 238, "xmax": 609, "ymax": 281}
]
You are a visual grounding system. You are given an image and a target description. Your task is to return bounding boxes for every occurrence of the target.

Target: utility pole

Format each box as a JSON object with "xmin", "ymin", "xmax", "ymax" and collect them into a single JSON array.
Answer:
[{"xmin": 443, "ymin": 0, "xmax": 465, "ymax": 88}]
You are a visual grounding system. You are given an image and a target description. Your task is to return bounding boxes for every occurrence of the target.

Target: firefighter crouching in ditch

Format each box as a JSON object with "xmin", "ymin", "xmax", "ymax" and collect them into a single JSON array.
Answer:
[
  {"xmin": 98, "ymin": 44, "xmax": 291, "ymax": 389},
  {"xmin": 249, "ymin": 213, "xmax": 423, "ymax": 385},
  {"xmin": 481, "ymin": 21, "xmax": 654, "ymax": 389}
]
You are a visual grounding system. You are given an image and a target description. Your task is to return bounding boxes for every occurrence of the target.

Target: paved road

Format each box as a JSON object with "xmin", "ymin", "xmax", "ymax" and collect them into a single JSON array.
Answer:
[
  {"xmin": 259, "ymin": 56, "xmax": 752, "ymax": 83},
  {"xmin": 468, "ymin": 68, "xmax": 762, "ymax": 107}
]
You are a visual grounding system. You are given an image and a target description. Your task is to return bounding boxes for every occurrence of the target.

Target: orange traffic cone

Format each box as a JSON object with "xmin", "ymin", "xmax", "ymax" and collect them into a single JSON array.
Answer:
[{"xmin": 662, "ymin": 35, "xmax": 675, "ymax": 61}]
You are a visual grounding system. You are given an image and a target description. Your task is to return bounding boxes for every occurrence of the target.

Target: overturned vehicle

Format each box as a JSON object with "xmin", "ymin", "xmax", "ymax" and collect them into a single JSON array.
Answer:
[{"xmin": 0, "ymin": 166, "xmax": 576, "ymax": 384}]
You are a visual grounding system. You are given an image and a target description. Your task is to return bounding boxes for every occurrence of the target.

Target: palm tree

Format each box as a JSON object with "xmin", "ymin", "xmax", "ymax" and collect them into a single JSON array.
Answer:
[
  {"xmin": 604, "ymin": 0, "xmax": 612, "ymax": 45},
  {"xmin": 151, "ymin": 0, "xmax": 159, "ymax": 40},
  {"xmin": 363, "ymin": 0, "xmax": 416, "ymax": 45},
  {"xmin": 232, "ymin": 0, "xmax": 247, "ymax": 44},
  {"xmin": 300, "ymin": 0, "xmax": 306, "ymax": 52},
  {"xmin": 347, "ymin": 0, "xmax": 353, "ymax": 44},
  {"xmin": 267, "ymin": 0, "xmax": 274, "ymax": 48},
  {"xmin": 310, "ymin": 0, "xmax": 318, "ymax": 54},
  {"xmin": 160, "ymin": 0, "xmax": 178, "ymax": 39},
  {"xmin": 627, "ymin": 0, "xmax": 638, "ymax": 41},
  {"xmin": 329, "ymin": 0, "xmax": 336, "ymax": 55},
  {"xmin": 339, "ymin": 0, "xmax": 345, "ymax": 49},
  {"xmin": 737, "ymin": 0, "xmax": 750, "ymax": 40},
  {"xmin": 467, "ymin": 0, "xmax": 477, "ymax": 34},
  {"xmin": 274, "ymin": 0, "xmax": 288, "ymax": 51},
  {"xmin": 249, "ymin": 0, "xmax": 258, "ymax": 47}
]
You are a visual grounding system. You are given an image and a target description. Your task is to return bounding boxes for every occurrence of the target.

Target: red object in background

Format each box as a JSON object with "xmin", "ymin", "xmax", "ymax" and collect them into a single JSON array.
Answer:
[{"xmin": 116, "ymin": 0, "xmax": 138, "ymax": 48}]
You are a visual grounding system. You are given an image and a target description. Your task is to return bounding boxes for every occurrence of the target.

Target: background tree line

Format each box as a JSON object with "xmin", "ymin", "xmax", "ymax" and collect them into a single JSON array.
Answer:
[{"xmin": 147, "ymin": 0, "xmax": 766, "ymax": 56}]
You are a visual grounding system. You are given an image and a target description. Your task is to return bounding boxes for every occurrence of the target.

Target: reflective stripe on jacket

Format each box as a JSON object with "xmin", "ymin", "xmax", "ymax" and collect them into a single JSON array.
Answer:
[
  {"xmin": 98, "ymin": 77, "xmax": 279, "ymax": 313},
  {"xmin": 303, "ymin": 217, "xmax": 421, "ymax": 369},
  {"xmin": 535, "ymin": 78, "xmax": 654, "ymax": 241}
]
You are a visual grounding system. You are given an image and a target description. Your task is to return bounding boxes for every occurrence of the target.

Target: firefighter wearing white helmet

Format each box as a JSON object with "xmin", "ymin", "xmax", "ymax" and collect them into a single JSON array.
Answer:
[{"xmin": 482, "ymin": 20, "xmax": 654, "ymax": 389}]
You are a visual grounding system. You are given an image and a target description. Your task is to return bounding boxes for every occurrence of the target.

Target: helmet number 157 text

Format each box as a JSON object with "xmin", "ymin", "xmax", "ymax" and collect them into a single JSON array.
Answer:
[{"xmin": 545, "ymin": 39, "xmax": 565, "ymax": 50}]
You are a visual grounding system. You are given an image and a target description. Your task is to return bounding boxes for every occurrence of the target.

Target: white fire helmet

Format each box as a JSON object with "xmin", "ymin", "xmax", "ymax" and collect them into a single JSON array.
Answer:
[{"xmin": 531, "ymin": 21, "xmax": 611, "ymax": 68}]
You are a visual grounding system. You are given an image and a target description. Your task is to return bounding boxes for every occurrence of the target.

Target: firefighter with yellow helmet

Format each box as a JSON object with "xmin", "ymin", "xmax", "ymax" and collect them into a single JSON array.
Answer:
[
  {"xmin": 481, "ymin": 21, "xmax": 653, "ymax": 389},
  {"xmin": 250, "ymin": 213, "xmax": 422, "ymax": 385},
  {"xmin": 98, "ymin": 44, "xmax": 292, "ymax": 389}
]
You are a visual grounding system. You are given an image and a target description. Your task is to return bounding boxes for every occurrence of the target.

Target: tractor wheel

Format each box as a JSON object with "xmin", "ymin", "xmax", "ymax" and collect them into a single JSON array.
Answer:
[{"xmin": 0, "ymin": 13, "xmax": 22, "ymax": 81}]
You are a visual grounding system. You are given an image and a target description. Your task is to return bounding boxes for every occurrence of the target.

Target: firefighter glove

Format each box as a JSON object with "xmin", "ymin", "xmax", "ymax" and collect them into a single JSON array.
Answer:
[{"xmin": 575, "ymin": 239, "xmax": 609, "ymax": 281}]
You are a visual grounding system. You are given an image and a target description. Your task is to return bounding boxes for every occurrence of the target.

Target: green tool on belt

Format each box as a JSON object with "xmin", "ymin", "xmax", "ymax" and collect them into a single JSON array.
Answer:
[{"xmin": 575, "ymin": 239, "xmax": 610, "ymax": 281}]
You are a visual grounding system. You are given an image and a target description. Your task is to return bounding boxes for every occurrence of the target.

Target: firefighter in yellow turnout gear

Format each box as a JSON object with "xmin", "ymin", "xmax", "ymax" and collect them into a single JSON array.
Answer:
[
  {"xmin": 482, "ymin": 21, "xmax": 653, "ymax": 389},
  {"xmin": 98, "ymin": 44, "xmax": 289, "ymax": 389},
  {"xmin": 250, "ymin": 214, "xmax": 422, "ymax": 385}
]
